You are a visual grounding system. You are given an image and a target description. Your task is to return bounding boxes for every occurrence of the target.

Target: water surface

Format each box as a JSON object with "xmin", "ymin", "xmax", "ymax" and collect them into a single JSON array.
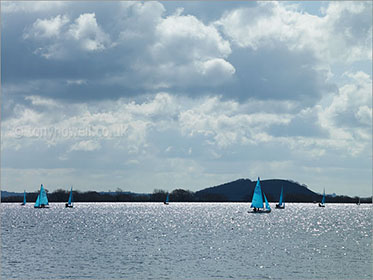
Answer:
[{"xmin": 2, "ymin": 203, "xmax": 372, "ymax": 279}]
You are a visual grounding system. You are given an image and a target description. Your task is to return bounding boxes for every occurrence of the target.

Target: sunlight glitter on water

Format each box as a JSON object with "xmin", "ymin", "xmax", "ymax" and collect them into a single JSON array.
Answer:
[{"xmin": 1, "ymin": 203, "xmax": 372, "ymax": 279}]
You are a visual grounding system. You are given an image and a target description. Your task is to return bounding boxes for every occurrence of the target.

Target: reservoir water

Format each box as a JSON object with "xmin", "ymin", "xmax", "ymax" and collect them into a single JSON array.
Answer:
[{"xmin": 1, "ymin": 203, "xmax": 372, "ymax": 279}]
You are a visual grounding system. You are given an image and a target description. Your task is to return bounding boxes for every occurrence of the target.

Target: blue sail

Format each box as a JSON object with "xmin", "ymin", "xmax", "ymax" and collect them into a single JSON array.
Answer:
[
  {"xmin": 39, "ymin": 184, "xmax": 49, "ymax": 206},
  {"xmin": 22, "ymin": 191, "xmax": 26, "ymax": 205},
  {"xmin": 279, "ymin": 186, "xmax": 283, "ymax": 206},
  {"xmin": 68, "ymin": 187, "xmax": 73, "ymax": 205},
  {"xmin": 264, "ymin": 192, "xmax": 271, "ymax": 210},
  {"xmin": 34, "ymin": 194, "xmax": 40, "ymax": 208},
  {"xmin": 165, "ymin": 194, "xmax": 169, "ymax": 203},
  {"xmin": 251, "ymin": 177, "xmax": 264, "ymax": 209},
  {"xmin": 321, "ymin": 189, "xmax": 325, "ymax": 204}
]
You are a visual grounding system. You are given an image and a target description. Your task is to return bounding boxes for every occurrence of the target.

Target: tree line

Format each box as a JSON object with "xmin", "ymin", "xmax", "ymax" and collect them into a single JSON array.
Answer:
[{"xmin": 1, "ymin": 188, "xmax": 371, "ymax": 203}]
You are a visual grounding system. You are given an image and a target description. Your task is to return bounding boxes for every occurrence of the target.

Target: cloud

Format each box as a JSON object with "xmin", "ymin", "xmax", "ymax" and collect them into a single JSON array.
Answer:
[
  {"xmin": 225, "ymin": 44, "xmax": 337, "ymax": 104},
  {"xmin": 216, "ymin": 1, "xmax": 372, "ymax": 63},
  {"xmin": 154, "ymin": 13, "xmax": 231, "ymax": 61},
  {"xmin": 1, "ymin": 167, "xmax": 75, "ymax": 192},
  {"xmin": 118, "ymin": 1, "xmax": 165, "ymax": 41},
  {"xmin": 3, "ymin": 1, "xmax": 371, "ymax": 110},
  {"xmin": 2, "ymin": 1, "xmax": 66, "ymax": 14},
  {"xmin": 66, "ymin": 79, "xmax": 87, "ymax": 85},
  {"xmin": 125, "ymin": 8, "xmax": 235, "ymax": 90},
  {"xmin": 17, "ymin": 2, "xmax": 235, "ymax": 95},
  {"xmin": 7, "ymin": 1, "xmax": 365, "ymax": 105},
  {"xmin": 355, "ymin": 106, "xmax": 372, "ymax": 126},
  {"xmin": 320, "ymin": 71, "xmax": 372, "ymax": 128},
  {"xmin": 315, "ymin": 71, "xmax": 372, "ymax": 155},
  {"xmin": 67, "ymin": 13, "xmax": 111, "ymax": 51},
  {"xmin": 149, "ymin": 12, "xmax": 233, "ymax": 87},
  {"xmin": 25, "ymin": 95, "xmax": 61, "ymax": 107},
  {"xmin": 3, "ymin": 70, "xmax": 370, "ymax": 158},
  {"xmin": 178, "ymin": 96, "xmax": 292, "ymax": 147},
  {"xmin": 69, "ymin": 140, "xmax": 101, "ymax": 152},
  {"xmin": 23, "ymin": 12, "xmax": 112, "ymax": 58},
  {"xmin": 196, "ymin": 58, "xmax": 236, "ymax": 83},
  {"xmin": 269, "ymin": 106, "xmax": 329, "ymax": 138},
  {"xmin": 24, "ymin": 15, "xmax": 69, "ymax": 39},
  {"xmin": 1, "ymin": 89, "xmax": 371, "ymax": 195},
  {"xmin": 1, "ymin": 1, "xmax": 371, "ymax": 195}
]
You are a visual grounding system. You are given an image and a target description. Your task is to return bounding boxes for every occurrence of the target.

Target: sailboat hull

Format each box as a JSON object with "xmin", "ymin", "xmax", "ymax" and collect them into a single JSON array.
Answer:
[
  {"xmin": 318, "ymin": 203, "xmax": 325, "ymax": 207},
  {"xmin": 34, "ymin": 204, "xmax": 49, "ymax": 208},
  {"xmin": 275, "ymin": 204, "xmax": 285, "ymax": 209},
  {"xmin": 65, "ymin": 203, "xmax": 73, "ymax": 208},
  {"xmin": 163, "ymin": 202, "xmax": 169, "ymax": 205},
  {"xmin": 248, "ymin": 209, "xmax": 271, "ymax": 213},
  {"xmin": 249, "ymin": 207, "xmax": 271, "ymax": 213}
]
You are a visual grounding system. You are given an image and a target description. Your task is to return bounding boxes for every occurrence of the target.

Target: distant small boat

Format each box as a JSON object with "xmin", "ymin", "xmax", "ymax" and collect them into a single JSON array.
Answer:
[
  {"xmin": 21, "ymin": 190, "xmax": 26, "ymax": 206},
  {"xmin": 34, "ymin": 184, "xmax": 49, "ymax": 208},
  {"xmin": 356, "ymin": 197, "xmax": 360, "ymax": 205},
  {"xmin": 275, "ymin": 186, "xmax": 285, "ymax": 209},
  {"xmin": 319, "ymin": 188, "xmax": 325, "ymax": 207},
  {"xmin": 65, "ymin": 187, "xmax": 74, "ymax": 208},
  {"xmin": 164, "ymin": 193, "xmax": 169, "ymax": 205},
  {"xmin": 249, "ymin": 177, "xmax": 271, "ymax": 213}
]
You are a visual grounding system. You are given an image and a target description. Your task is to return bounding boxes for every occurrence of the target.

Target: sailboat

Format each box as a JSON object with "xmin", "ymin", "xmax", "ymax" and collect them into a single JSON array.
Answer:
[
  {"xmin": 34, "ymin": 184, "xmax": 49, "ymax": 208},
  {"xmin": 319, "ymin": 188, "xmax": 325, "ymax": 207},
  {"xmin": 263, "ymin": 192, "xmax": 271, "ymax": 213},
  {"xmin": 275, "ymin": 186, "xmax": 285, "ymax": 209},
  {"xmin": 249, "ymin": 177, "xmax": 271, "ymax": 213},
  {"xmin": 65, "ymin": 187, "xmax": 74, "ymax": 208},
  {"xmin": 21, "ymin": 190, "xmax": 26, "ymax": 206},
  {"xmin": 164, "ymin": 193, "xmax": 169, "ymax": 205}
]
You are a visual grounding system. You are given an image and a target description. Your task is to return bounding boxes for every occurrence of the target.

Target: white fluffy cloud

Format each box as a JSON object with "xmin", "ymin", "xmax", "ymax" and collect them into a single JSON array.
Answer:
[
  {"xmin": 216, "ymin": 1, "xmax": 372, "ymax": 63},
  {"xmin": 24, "ymin": 15, "xmax": 69, "ymax": 39},
  {"xmin": 68, "ymin": 13, "xmax": 111, "ymax": 51},
  {"xmin": 118, "ymin": 3, "xmax": 235, "ymax": 89},
  {"xmin": 153, "ymin": 13, "xmax": 231, "ymax": 61},
  {"xmin": 196, "ymin": 58, "xmax": 236, "ymax": 83},
  {"xmin": 24, "ymin": 12, "xmax": 112, "ymax": 58},
  {"xmin": 320, "ymin": 71, "xmax": 372, "ymax": 128},
  {"xmin": 317, "ymin": 71, "xmax": 372, "ymax": 155},
  {"xmin": 118, "ymin": 1, "xmax": 165, "ymax": 40},
  {"xmin": 144, "ymin": 12, "xmax": 235, "ymax": 87}
]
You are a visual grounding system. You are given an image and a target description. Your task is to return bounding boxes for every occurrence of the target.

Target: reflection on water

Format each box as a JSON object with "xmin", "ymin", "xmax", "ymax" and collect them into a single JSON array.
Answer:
[{"xmin": 2, "ymin": 203, "xmax": 372, "ymax": 279}]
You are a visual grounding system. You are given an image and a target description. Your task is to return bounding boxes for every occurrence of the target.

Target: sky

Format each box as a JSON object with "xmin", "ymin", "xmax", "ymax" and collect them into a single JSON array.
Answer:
[{"xmin": 1, "ymin": 1, "xmax": 372, "ymax": 196}]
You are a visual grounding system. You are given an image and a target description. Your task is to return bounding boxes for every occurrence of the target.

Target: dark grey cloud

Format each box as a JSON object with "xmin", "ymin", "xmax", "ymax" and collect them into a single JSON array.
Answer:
[{"xmin": 221, "ymin": 44, "xmax": 337, "ymax": 105}]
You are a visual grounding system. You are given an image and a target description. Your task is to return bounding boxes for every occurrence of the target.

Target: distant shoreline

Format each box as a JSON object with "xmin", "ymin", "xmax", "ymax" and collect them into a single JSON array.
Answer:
[
  {"xmin": 2, "ymin": 178, "xmax": 372, "ymax": 204},
  {"xmin": 2, "ymin": 201, "xmax": 372, "ymax": 204}
]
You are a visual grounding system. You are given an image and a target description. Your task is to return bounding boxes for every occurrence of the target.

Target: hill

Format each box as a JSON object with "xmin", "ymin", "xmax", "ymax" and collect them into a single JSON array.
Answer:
[{"xmin": 195, "ymin": 178, "xmax": 321, "ymax": 202}]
